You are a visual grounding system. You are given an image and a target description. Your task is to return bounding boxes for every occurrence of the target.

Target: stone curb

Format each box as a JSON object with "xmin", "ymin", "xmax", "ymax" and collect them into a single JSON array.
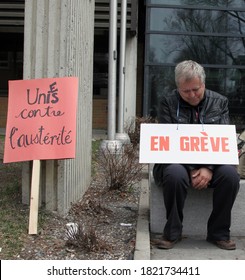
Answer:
[{"xmin": 134, "ymin": 178, "xmax": 151, "ymax": 260}]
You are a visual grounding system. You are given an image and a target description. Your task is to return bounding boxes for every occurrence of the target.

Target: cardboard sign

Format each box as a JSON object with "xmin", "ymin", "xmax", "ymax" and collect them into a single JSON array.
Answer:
[
  {"xmin": 139, "ymin": 124, "xmax": 239, "ymax": 165},
  {"xmin": 4, "ymin": 77, "xmax": 78, "ymax": 163}
]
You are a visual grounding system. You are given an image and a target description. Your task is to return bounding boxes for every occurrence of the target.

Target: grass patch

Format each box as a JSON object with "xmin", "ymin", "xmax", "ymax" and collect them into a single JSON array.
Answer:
[
  {"xmin": 92, "ymin": 139, "xmax": 101, "ymax": 154},
  {"xmin": 0, "ymin": 139, "xmax": 102, "ymax": 259},
  {"xmin": 0, "ymin": 160, "xmax": 28, "ymax": 259},
  {"xmin": 92, "ymin": 140, "xmax": 101, "ymax": 175}
]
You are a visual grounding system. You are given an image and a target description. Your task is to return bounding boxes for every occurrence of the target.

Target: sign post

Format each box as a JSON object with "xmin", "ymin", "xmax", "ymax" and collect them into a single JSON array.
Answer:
[{"xmin": 28, "ymin": 160, "xmax": 41, "ymax": 234}]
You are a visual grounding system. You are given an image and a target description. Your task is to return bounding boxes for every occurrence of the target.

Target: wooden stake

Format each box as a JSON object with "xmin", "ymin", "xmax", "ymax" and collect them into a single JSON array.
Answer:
[{"xmin": 28, "ymin": 160, "xmax": 41, "ymax": 234}]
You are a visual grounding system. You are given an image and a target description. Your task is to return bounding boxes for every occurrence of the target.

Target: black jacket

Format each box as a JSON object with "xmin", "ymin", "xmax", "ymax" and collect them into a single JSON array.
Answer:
[
  {"xmin": 153, "ymin": 89, "xmax": 230, "ymax": 182},
  {"xmin": 158, "ymin": 89, "xmax": 230, "ymax": 125}
]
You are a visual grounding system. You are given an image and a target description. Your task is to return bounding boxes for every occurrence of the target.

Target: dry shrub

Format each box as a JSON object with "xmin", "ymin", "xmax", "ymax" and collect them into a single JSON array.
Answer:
[
  {"xmin": 94, "ymin": 143, "xmax": 145, "ymax": 191},
  {"xmin": 125, "ymin": 116, "xmax": 155, "ymax": 146},
  {"xmin": 66, "ymin": 222, "xmax": 111, "ymax": 252},
  {"xmin": 69, "ymin": 196, "xmax": 111, "ymax": 219}
]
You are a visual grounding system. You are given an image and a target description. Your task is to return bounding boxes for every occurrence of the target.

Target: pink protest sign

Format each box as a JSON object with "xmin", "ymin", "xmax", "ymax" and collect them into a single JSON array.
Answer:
[{"xmin": 4, "ymin": 77, "xmax": 78, "ymax": 163}]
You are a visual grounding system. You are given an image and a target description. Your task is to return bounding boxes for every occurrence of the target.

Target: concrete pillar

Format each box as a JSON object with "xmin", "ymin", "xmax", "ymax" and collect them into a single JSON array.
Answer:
[
  {"xmin": 124, "ymin": 34, "xmax": 138, "ymax": 125},
  {"xmin": 22, "ymin": 0, "xmax": 94, "ymax": 215}
]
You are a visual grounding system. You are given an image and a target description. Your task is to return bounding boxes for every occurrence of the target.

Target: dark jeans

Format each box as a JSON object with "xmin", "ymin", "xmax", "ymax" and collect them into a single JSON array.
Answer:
[{"xmin": 153, "ymin": 164, "xmax": 240, "ymax": 241}]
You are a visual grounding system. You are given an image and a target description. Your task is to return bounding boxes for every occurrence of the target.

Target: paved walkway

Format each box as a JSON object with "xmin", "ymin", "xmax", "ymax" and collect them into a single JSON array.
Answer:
[
  {"xmin": 151, "ymin": 235, "xmax": 245, "ymax": 260},
  {"xmin": 134, "ymin": 177, "xmax": 245, "ymax": 260}
]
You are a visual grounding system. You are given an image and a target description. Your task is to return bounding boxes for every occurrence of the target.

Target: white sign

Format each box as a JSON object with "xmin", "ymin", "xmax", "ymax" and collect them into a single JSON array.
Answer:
[{"xmin": 139, "ymin": 124, "xmax": 239, "ymax": 165}]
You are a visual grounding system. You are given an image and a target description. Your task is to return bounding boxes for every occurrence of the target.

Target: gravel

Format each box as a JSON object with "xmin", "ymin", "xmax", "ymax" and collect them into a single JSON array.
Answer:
[{"xmin": 16, "ymin": 178, "xmax": 140, "ymax": 260}]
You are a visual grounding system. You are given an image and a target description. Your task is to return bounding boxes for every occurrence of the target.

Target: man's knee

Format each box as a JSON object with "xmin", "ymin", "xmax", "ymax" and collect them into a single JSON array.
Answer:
[
  {"xmin": 153, "ymin": 164, "xmax": 189, "ymax": 186},
  {"xmin": 164, "ymin": 164, "xmax": 188, "ymax": 178},
  {"xmin": 213, "ymin": 165, "xmax": 240, "ymax": 192},
  {"xmin": 161, "ymin": 164, "xmax": 190, "ymax": 190}
]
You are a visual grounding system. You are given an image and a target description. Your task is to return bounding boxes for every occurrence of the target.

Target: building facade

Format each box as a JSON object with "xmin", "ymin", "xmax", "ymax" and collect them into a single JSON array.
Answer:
[
  {"xmin": 0, "ymin": 1, "xmax": 24, "ymax": 128},
  {"xmin": 0, "ymin": 0, "xmax": 140, "ymax": 132}
]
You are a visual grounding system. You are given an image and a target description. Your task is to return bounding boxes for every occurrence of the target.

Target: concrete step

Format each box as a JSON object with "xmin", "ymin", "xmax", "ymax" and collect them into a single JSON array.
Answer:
[
  {"xmin": 149, "ymin": 165, "xmax": 245, "ymax": 236},
  {"xmin": 151, "ymin": 235, "xmax": 245, "ymax": 260}
]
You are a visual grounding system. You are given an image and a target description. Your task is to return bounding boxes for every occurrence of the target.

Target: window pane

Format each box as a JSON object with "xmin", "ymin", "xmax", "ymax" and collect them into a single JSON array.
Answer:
[
  {"xmin": 227, "ymin": 68, "xmax": 245, "ymax": 120},
  {"xmin": 148, "ymin": 0, "xmax": 183, "ymax": 4},
  {"xmin": 146, "ymin": 66, "xmax": 175, "ymax": 117},
  {"xmin": 228, "ymin": 11, "xmax": 245, "ymax": 33},
  {"xmin": 148, "ymin": 0, "xmax": 245, "ymax": 8},
  {"xmin": 227, "ymin": 0, "xmax": 245, "ymax": 8},
  {"xmin": 205, "ymin": 68, "xmax": 226, "ymax": 94},
  {"xmin": 149, "ymin": 8, "xmax": 245, "ymax": 34},
  {"xmin": 147, "ymin": 34, "xmax": 244, "ymax": 65},
  {"xmin": 148, "ymin": 34, "xmax": 226, "ymax": 64},
  {"xmin": 149, "ymin": 8, "xmax": 223, "ymax": 33},
  {"xmin": 227, "ymin": 38, "xmax": 245, "ymax": 65}
]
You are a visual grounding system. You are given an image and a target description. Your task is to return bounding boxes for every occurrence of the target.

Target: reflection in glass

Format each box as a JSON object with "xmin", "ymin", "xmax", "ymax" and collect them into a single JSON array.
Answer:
[
  {"xmin": 228, "ymin": 11, "xmax": 245, "ymax": 34},
  {"xmin": 149, "ymin": 8, "xmax": 227, "ymax": 33},
  {"xmin": 147, "ymin": 34, "xmax": 235, "ymax": 65},
  {"xmin": 148, "ymin": 0, "xmax": 182, "ymax": 4},
  {"xmin": 148, "ymin": 0, "xmax": 245, "ymax": 8},
  {"xmin": 227, "ymin": 66, "xmax": 245, "ymax": 118},
  {"xmin": 145, "ymin": 0, "xmax": 245, "ymax": 126},
  {"xmin": 146, "ymin": 66, "xmax": 175, "ymax": 118},
  {"xmin": 149, "ymin": 8, "xmax": 245, "ymax": 34}
]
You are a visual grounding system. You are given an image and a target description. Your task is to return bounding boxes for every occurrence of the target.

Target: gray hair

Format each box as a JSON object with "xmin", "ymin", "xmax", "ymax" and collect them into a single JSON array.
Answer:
[{"xmin": 175, "ymin": 60, "xmax": 206, "ymax": 86}]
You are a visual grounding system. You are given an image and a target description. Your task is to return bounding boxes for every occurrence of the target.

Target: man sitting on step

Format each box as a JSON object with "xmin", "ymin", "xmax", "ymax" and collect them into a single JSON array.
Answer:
[{"xmin": 153, "ymin": 60, "xmax": 240, "ymax": 250}]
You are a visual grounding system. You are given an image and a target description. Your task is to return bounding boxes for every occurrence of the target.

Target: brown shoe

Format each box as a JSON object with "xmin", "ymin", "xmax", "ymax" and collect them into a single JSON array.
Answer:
[
  {"xmin": 207, "ymin": 238, "xmax": 236, "ymax": 250},
  {"xmin": 151, "ymin": 237, "xmax": 181, "ymax": 250}
]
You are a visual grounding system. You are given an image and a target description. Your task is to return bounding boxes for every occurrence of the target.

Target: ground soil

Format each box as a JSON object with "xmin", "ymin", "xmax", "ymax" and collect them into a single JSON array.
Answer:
[
  {"xmin": 0, "ymin": 139, "xmax": 140, "ymax": 260},
  {"xmin": 19, "ymin": 180, "xmax": 140, "ymax": 260}
]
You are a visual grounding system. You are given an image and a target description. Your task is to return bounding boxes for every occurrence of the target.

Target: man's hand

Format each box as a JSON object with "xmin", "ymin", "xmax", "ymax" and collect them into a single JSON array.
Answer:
[{"xmin": 190, "ymin": 167, "xmax": 213, "ymax": 190}]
